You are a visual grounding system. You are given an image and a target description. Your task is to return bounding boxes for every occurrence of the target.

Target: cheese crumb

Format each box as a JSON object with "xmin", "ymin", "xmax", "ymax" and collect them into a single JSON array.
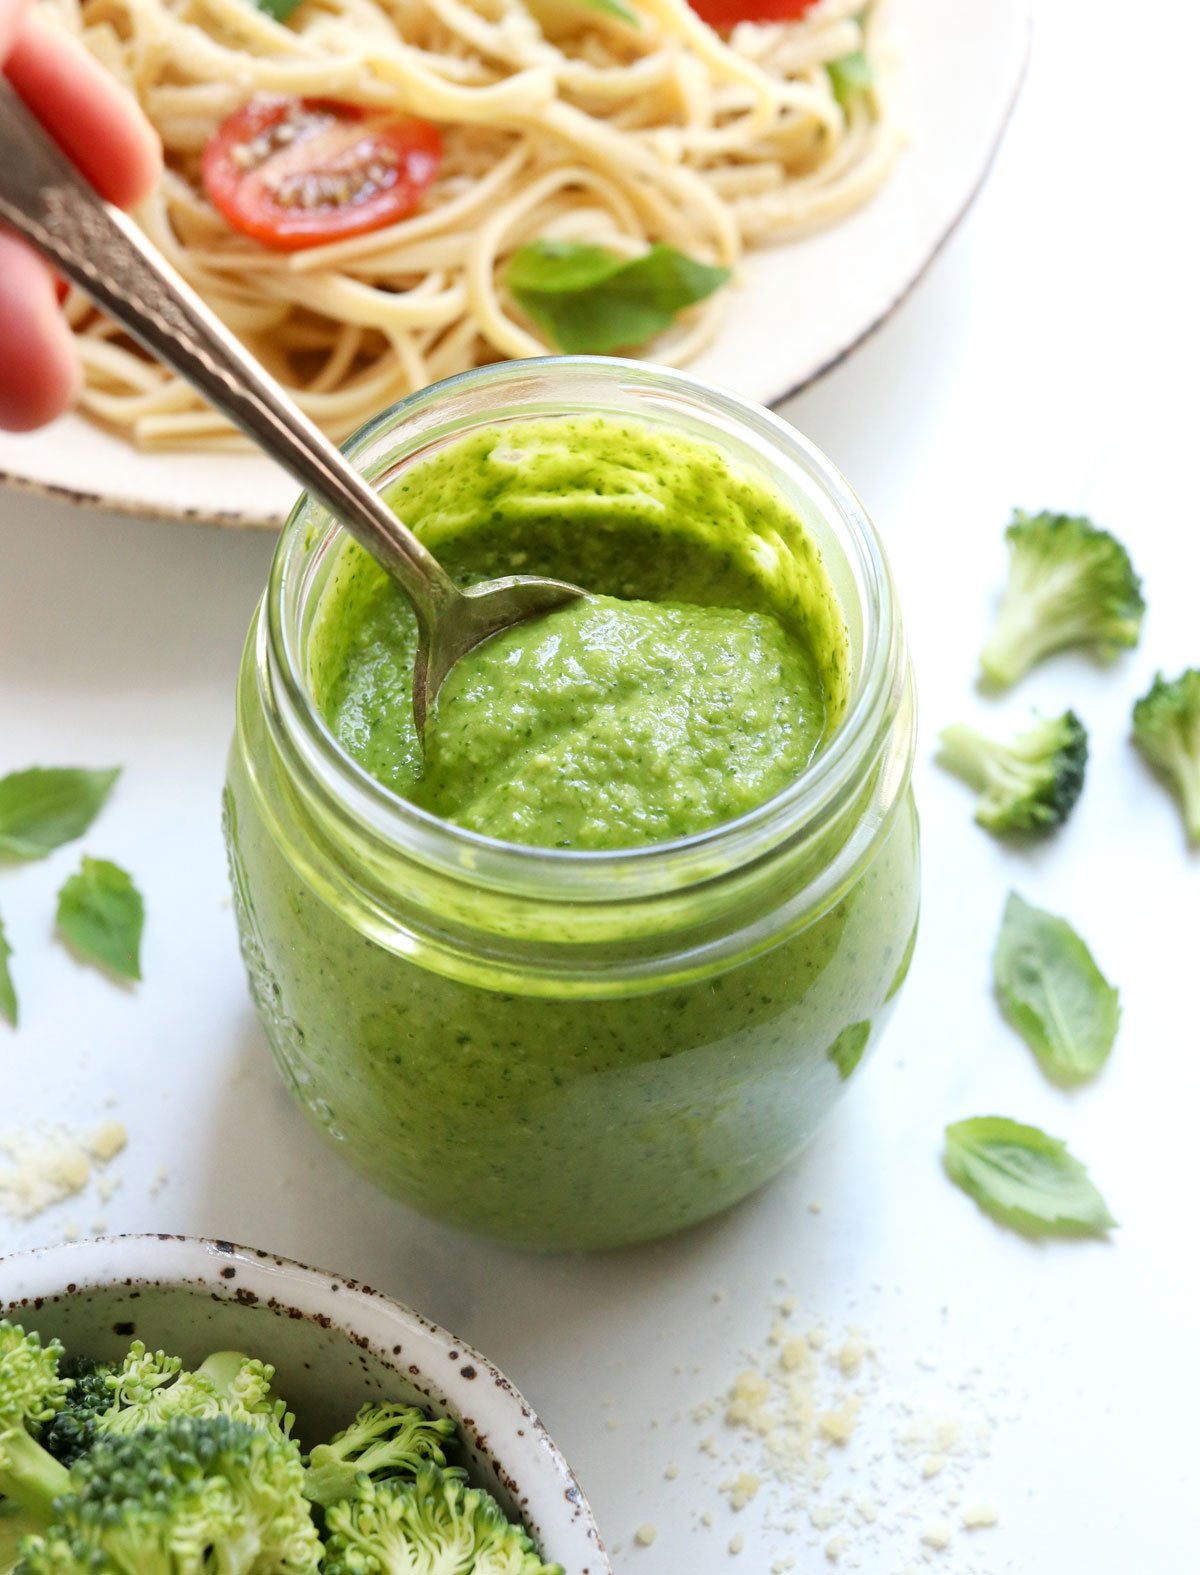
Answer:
[
  {"xmin": 88, "ymin": 1121, "xmax": 127, "ymax": 1162},
  {"xmin": 726, "ymin": 1473, "xmax": 761, "ymax": 1511},
  {"xmin": 921, "ymin": 1454, "xmax": 946, "ymax": 1480},
  {"xmin": 729, "ymin": 1533, "xmax": 744, "ymax": 1555},
  {"xmin": 664, "ymin": 1462, "xmax": 679, "ymax": 1481},
  {"xmin": 780, "ymin": 1337, "xmax": 809, "ymax": 1373},
  {"xmin": 837, "ymin": 1337, "xmax": 865, "ymax": 1377},
  {"xmin": 1, "ymin": 1135, "xmax": 92, "ymax": 1219},
  {"xmin": 920, "ymin": 1522, "xmax": 954, "ymax": 1551},
  {"xmin": 634, "ymin": 1524, "xmax": 657, "ymax": 1547},
  {"xmin": 826, "ymin": 1536, "xmax": 847, "ymax": 1562},
  {"xmin": 817, "ymin": 1397, "xmax": 861, "ymax": 1445},
  {"xmin": 962, "ymin": 1503, "xmax": 999, "ymax": 1530},
  {"xmin": 1, "ymin": 1120, "xmax": 127, "ymax": 1223}
]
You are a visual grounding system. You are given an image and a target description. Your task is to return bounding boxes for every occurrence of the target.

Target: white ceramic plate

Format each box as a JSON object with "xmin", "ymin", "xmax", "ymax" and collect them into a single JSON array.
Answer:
[
  {"xmin": 0, "ymin": 1234, "xmax": 608, "ymax": 1574},
  {"xmin": 0, "ymin": 0, "xmax": 1029, "ymax": 529}
]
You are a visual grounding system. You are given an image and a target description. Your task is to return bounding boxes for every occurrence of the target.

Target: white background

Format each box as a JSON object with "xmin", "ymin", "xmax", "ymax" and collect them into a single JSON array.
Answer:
[{"xmin": 2, "ymin": 0, "xmax": 1198, "ymax": 1569}]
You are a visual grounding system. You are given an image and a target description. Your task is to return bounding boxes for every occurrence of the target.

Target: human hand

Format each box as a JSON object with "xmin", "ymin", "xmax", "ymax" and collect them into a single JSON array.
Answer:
[{"xmin": 0, "ymin": 0, "xmax": 160, "ymax": 431}]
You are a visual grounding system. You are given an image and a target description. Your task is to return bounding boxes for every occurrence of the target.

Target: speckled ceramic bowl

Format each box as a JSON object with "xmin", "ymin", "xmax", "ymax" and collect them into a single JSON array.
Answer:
[{"xmin": 0, "ymin": 1234, "xmax": 607, "ymax": 1574}]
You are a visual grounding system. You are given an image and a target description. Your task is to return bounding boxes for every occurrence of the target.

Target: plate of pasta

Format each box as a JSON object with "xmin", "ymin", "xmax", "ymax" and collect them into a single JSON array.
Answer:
[{"xmin": 0, "ymin": 0, "xmax": 1030, "ymax": 527}]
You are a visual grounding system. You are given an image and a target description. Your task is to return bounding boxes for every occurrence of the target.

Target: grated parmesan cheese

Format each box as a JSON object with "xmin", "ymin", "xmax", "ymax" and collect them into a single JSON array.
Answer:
[{"xmin": 0, "ymin": 1120, "xmax": 127, "ymax": 1224}]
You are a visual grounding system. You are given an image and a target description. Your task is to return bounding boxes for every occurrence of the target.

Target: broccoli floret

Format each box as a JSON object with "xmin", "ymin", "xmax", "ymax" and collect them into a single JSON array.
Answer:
[
  {"xmin": 322, "ymin": 1464, "xmax": 564, "ymax": 1575},
  {"xmin": 39, "ymin": 1359, "xmax": 115, "ymax": 1467},
  {"xmin": 938, "ymin": 710, "xmax": 1088, "ymax": 834},
  {"xmin": 1132, "ymin": 668, "xmax": 1200, "ymax": 845},
  {"xmin": 304, "ymin": 1403, "xmax": 457, "ymax": 1510},
  {"xmin": 0, "ymin": 1323, "xmax": 72, "ymax": 1527},
  {"xmin": 41, "ymin": 1344, "xmax": 293, "ymax": 1457},
  {"xmin": 979, "ymin": 510, "xmax": 1145, "ymax": 688},
  {"xmin": 16, "ymin": 1413, "xmax": 323, "ymax": 1575},
  {"xmin": 193, "ymin": 1351, "xmax": 292, "ymax": 1436}
]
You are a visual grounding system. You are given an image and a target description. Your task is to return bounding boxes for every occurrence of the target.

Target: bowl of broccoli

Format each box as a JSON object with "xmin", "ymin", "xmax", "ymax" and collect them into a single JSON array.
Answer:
[{"xmin": 0, "ymin": 1234, "xmax": 607, "ymax": 1573}]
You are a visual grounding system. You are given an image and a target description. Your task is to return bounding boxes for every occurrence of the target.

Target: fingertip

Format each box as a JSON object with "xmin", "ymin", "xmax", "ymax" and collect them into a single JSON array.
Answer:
[
  {"xmin": 0, "ymin": 0, "xmax": 33, "ymax": 62},
  {"xmin": 0, "ymin": 234, "xmax": 81, "ymax": 432},
  {"xmin": 7, "ymin": 16, "xmax": 162, "ymax": 210}
]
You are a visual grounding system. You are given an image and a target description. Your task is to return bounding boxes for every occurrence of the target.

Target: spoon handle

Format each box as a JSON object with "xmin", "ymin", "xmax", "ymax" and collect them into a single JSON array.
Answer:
[{"xmin": 0, "ymin": 79, "xmax": 457, "ymax": 624}]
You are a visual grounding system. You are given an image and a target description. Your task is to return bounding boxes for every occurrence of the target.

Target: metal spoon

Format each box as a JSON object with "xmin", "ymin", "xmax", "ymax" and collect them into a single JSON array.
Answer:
[{"xmin": 0, "ymin": 80, "xmax": 583, "ymax": 739}]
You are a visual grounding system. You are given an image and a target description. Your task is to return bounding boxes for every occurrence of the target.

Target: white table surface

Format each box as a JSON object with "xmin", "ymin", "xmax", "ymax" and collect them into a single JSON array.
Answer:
[{"xmin": 2, "ymin": 1, "xmax": 1197, "ymax": 1569}]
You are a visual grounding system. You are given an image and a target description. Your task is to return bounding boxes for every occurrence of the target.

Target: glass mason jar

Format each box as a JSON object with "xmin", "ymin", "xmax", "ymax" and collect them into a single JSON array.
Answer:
[{"xmin": 224, "ymin": 358, "xmax": 919, "ymax": 1251}]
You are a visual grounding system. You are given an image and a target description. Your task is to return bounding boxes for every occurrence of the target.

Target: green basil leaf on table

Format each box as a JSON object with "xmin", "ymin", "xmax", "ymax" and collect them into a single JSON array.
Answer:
[
  {"xmin": 0, "ymin": 767, "xmax": 120, "ymax": 860},
  {"xmin": 994, "ymin": 891, "xmax": 1119, "ymax": 1084},
  {"xmin": 507, "ymin": 240, "xmax": 731, "ymax": 354},
  {"xmin": 944, "ymin": 1116, "xmax": 1115, "ymax": 1238},
  {"xmin": 56, "ymin": 857, "xmax": 145, "ymax": 982},
  {"xmin": 828, "ymin": 49, "xmax": 873, "ymax": 109},
  {"xmin": 0, "ymin": 914, "xmax": 15, "ymax": 1027}
]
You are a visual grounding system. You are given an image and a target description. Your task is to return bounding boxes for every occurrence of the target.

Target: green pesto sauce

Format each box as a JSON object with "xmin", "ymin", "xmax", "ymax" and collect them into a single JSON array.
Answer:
[{"xmin": 310, "ymin": 417, "xmax": 848, "ymax": 849}]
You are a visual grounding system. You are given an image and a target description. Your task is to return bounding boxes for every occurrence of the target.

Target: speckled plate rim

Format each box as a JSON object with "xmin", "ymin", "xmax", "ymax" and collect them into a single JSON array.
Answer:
[
  {"xmin": 0, "ymin": 0, "xmax": 1031, "ymax": 532},
  {"xmin": 0, "ymin": 1232, "xmax": 609, "ymax": 1574}
]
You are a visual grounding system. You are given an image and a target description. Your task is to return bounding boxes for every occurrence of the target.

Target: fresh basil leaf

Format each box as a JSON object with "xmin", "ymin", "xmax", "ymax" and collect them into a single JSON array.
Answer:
[
  {"xmin": 0, "ymin": 914, "xmax": 15, "ymax": 1027},
  {"xmin": 944, "ymin": 1116, "xmax": 1115, "ymax": 1238},
  {"xmin": 828, "ymin": 49, "xmax": 873, "ymax": 109},
  {"xmin": 508, "ymin": 240, "xmax": 730, "ymax": 354},
  {"xmin": 994, "ymin": 891, "xmax": 1119, "ymax": 1084},
  {"xmin": 251, "ymin": 0, "xmax": 308, "ymax": 21},
  {"xmin": 827, "ymin": 1020, "xmax": 870, "ymax": 1080},
  {"xmin": 576, "ymin": 0, "xmax": 639, "ymax": 23},
  {"xmin": 56, "ymin": 857, "xmax": 144, "ymax": 982},
  {"xmin": 0, "ymin": 767, "xmax": 120, "ymax": 860}
]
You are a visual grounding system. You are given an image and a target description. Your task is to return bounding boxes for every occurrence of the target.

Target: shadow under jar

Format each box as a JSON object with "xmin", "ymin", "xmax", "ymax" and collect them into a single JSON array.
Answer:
[{"xmin": 224, "ymin": 358, "xmax": 920, "ymax": 1251}]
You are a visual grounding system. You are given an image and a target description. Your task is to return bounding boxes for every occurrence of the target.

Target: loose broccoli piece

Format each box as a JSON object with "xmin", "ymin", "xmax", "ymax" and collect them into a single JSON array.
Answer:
[
  {"xmin": 16, "ymin": 1413, "xmax": 323, "ymax": 1575},
  {"xmin": 0, "ymin": 1323, "xmax": 72, "ymax": 1526},
  {"xmin": 937, "ymin": 710, "xmax": 1088, "ymax": 834},
  {"xmin": 979, "ymin": 510, "xmax": 1145, "ymax": 688},
  {"xmin": 322, "ymin": 1464, "xmax": 564, "ymax": 1575},
  {"xmin": 304, "ymin": 1402, "xmax": 458, "ymax": 1510},
  {"xmin": 1132, "ymin": 668, "xmax": 1200, "ymax": 845}
]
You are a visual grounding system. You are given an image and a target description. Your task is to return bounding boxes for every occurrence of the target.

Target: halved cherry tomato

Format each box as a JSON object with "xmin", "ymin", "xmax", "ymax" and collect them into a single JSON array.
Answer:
[
  {"xmin": 201, "ymin": 97, "xmax": 442, "ymax": 252},
  {"xmin": 688, "ymin": 0, "xmax": 819, "ymax": 26}
]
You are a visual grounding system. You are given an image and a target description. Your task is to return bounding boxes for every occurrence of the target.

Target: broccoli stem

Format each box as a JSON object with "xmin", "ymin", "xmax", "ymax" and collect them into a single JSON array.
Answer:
[
  {"xmin": 935, "ymin": 724, "xmax": 998, "ymax": 789},
  {"xmin": 195, "ymin": 1352, "xmax": 252, "ymax": 1398},
  {"xmin": 978, "ymin": 599, "xmax": 1051, "ymax": 689},
  {"xmin": 1162, "ymin": 737, "xmax": 1200, "ymax": 844},
  {"xmin": 0, "ymin": 1428, "xmax": 72, "ymax": 1524}
]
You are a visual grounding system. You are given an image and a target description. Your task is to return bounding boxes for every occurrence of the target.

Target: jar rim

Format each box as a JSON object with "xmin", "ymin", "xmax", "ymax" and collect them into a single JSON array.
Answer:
[{"xmin": 262, "ymin": 356, "xmax": 904, "ymax": 904}]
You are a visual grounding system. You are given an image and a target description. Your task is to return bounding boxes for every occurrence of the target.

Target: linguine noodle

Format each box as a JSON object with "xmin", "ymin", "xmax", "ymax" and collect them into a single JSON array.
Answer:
[{"xmin": 41, "ymin": 0, "xmax": 896, "ymax": 448}]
